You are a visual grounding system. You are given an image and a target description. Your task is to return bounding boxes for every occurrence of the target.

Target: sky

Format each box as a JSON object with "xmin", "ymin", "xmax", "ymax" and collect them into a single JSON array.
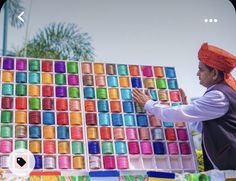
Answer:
[{"xmin": 0, "ymin": 0, "xmax": 236, "ymax": 99}]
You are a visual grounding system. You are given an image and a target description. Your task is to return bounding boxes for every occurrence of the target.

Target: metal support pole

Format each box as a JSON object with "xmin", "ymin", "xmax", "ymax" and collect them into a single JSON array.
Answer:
[{"xmin": 2, "ymin": 1, "xmax": 9, "ymax": 56}]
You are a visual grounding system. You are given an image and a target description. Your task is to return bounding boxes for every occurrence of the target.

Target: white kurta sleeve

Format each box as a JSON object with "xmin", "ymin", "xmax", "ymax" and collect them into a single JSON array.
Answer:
[{"xmin": 144, "ymin": 90, "xmax": 229, "ymax": 124}]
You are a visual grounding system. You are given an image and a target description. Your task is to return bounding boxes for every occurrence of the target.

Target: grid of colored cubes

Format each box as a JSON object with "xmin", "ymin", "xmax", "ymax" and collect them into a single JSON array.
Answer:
[{"xmin": 0, "ymin": 57, "xmax": 197, "ymax": 173}]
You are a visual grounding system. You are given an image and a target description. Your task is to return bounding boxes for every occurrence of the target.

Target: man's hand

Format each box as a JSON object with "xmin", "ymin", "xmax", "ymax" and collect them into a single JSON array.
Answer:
[
  {"xmin": 179, "ymin": 88, "xmax": 188, "ymax": 105},
  {"xmin": 132, "ymin": 89, "xmax": 151, "ymax": 107}
]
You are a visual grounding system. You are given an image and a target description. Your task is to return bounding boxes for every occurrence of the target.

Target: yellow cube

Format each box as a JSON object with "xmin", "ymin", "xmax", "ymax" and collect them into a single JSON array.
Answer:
[
  {"xmin": 2, "ymin": 71, "xmax": 14, "ymax": 82},
  {"xmin": 70, "ymin": 112, "xmax": 82, "ymax": 125},
  {"xmin": 15, "ymin": 111, "xmax": 27, "ymax": 124},
  {"xmin": 29, "ymin": 85, "xmax": 40, "ymax": 96},
  {"xmin": 42, "ymin": 73, "xmax": 53, "ymax": 84}
]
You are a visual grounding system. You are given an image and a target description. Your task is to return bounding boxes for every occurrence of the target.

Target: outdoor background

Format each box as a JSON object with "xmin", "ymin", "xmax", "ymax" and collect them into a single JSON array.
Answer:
[{"xmin": 1, "ymin": 0, "xmax": 236, "ymax": 100}]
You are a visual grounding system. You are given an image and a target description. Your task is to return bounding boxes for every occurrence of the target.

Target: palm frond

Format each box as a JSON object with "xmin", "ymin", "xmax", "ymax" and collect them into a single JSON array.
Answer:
[
  {"xmin": 15, "ymin": 22, "xmax": 95, "ymax": 60},
  {"xmin": 7, "ymin": 0, "xmax": 24, "ymax": 28}
]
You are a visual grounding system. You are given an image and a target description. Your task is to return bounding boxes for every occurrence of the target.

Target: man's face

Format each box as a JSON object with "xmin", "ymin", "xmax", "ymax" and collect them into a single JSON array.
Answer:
[{"xmin": 197, "ymin": 62, "xmax": 215, "ymax": 88}]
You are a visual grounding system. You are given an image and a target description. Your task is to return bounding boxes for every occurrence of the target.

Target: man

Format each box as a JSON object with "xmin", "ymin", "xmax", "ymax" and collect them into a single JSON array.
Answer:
[{"xmin": 132, "ymin": 42, "xmax": 236, "ymax": 171}]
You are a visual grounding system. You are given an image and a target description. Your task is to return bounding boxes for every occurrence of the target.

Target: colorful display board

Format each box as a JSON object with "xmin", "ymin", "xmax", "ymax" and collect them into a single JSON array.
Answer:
[{"xmin": 0, "ymin": 56, "xmax": 197, "ymax": 175}]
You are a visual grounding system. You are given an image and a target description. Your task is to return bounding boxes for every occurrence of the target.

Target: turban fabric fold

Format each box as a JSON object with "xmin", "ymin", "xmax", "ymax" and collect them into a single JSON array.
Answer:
[{"xmin": 198, "ymin": 42, "xmax": 236, "ymax": 91}]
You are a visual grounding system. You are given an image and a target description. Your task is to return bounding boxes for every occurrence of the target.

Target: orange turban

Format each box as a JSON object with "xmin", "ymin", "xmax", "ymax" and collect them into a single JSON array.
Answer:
[{"xmin": 198, "ymin": 42, "xmax": 236, "ymax": 91}]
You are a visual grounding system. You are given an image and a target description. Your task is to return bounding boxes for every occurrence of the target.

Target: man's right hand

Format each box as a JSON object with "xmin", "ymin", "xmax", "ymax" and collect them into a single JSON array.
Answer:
[{"xmin": 132, "ymin": 89, "xmax": 151, "ymax": 107}]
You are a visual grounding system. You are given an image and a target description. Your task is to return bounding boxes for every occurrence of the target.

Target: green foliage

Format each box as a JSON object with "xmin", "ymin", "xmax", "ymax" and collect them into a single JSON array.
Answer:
[
  {"xmin": 196, "ymin": 149, "xmax": 204, "ymax": 172},
  {"xmin": 15, "ymin": 23, "xmax": 95, "ymax": 61},
  {"xmin": 192, "ymin": 129, "xmax": 198, "ymax": 136}
]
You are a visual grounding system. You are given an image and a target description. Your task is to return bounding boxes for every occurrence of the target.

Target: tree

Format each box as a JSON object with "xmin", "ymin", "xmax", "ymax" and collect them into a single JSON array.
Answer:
[
  {"xmin": 6, "ymin": 0, "xmax": 24, "ymax": 28},
  {"xmin": 2, "ymin": 0, "xmax": 24, "ymax": 55},
  {"xmin": 15, "ymin": 22, "xmax": 95, "ymax": 61}
]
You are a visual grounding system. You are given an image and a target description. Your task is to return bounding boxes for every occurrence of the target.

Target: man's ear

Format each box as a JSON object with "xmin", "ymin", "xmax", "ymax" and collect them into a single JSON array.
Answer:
[{"xmin": 212, "ymin": 69, "xmax": 221, "ymax": 80}]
